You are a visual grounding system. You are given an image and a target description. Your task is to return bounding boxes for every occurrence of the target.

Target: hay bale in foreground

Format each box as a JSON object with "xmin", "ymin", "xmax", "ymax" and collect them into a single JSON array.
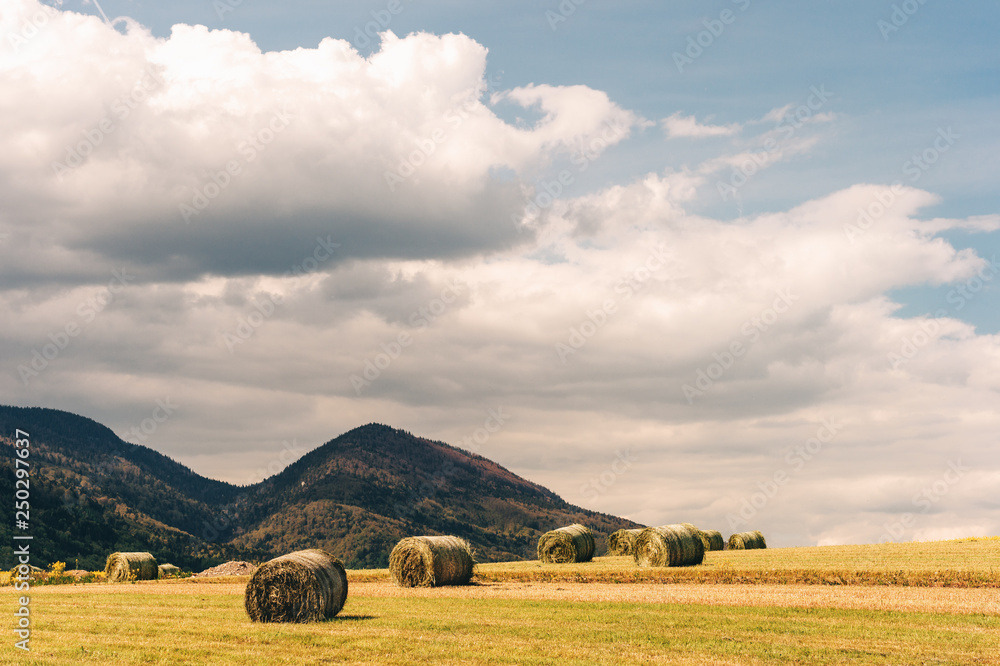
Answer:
[
  {"xmin": 698, "ymin": 529, "xmax": 725, "ymax": 552},
  {"xmin": 607, "ymin": 528, "xmax": 644, "ymax": 556},
  {"xmin": 158, "ymin": 563, "xmax": 181, "ymax": 577},
  {"xmin": 105, "ymin": 552, "xmax": 158, "ymax": 582},
  {"xmin": 389, "ymin": 535, "xmax": 475, "ymax": 588},
  {"xmin": 537, "ymin": 524, "xmax": 595, "ymax": 563},
  {"xmin": 244, "ymin": 549, "xmax": 348, "ymax": 623},
  {"xmin": 633, "ymin": 524, "xmax": 705, "ymax": 567},
  {"xmin": 727, "ymin": 530, "xmax": 767, "ymax": 550}
]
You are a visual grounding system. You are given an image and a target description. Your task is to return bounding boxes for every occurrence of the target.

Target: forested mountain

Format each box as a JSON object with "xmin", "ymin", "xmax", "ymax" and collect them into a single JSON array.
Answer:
[
  {"xmin": 0, "ymin": 407, "xmax": 639, "ymax": 569},
  {"xmin": 0, "ymin": 407, "xmax": 253, "ymax": 570}
]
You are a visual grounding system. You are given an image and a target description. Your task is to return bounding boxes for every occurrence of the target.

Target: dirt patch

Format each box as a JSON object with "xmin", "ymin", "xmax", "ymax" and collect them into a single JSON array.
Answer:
[{"xmin": 193, "ymin": 561, "xmax": 257, "ymax": 577}]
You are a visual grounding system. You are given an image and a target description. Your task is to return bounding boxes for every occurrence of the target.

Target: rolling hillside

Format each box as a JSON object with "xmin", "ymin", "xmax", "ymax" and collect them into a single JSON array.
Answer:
[{"xmin": 0, "ymin": 407, "xmax": 638, "ymax": 569}]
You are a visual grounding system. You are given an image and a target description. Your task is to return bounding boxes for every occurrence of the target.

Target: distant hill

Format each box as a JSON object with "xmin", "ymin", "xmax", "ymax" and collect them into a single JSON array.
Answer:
[
  {"xmin": 0, "ymin": 406, "xmax": 251, "ymax": 571},
  {"xmin": 0, "ymin": 407, "xmax": 639, "ymax": 569}
]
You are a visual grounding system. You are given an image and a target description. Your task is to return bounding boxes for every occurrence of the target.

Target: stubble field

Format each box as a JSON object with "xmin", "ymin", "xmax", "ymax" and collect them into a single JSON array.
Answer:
[{"xmin": 4, "ymin": 538, "xmax": 999, "ymax": 665}]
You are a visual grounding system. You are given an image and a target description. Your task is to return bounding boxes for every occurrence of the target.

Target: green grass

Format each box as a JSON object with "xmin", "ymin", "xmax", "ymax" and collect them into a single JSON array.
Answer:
[
  {"xmin": 26, "ymin": 537, "xmax": 1000, "ymax": 588},
  {"xmin": 7, "ymin": 539, "xmax": 1000, "ymax": 664},
  {"xmin": 8, "ymin": 584, "xmax": 1000, "ymax": 665},
  {"xmin": 700, "ymin": 537, "xmax": 1000, "ymax": 572}
]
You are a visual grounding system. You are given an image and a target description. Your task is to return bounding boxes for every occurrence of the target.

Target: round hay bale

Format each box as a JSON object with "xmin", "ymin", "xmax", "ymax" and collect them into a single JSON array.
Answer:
[
  {"xmin": 389, "ymin": 536, "xmax": 475, "ymax": 587},
  {"xmin": 105, "ymin": 552, "xmax": 158, "ymax": 582},
  {"xmin": 607, "ymin": 528, "xmax": 644, "ymax": 556},
  {"xmin": 158, "ymin": 563, "xmax": 181, "ymax": 577},
  {"xmin": 244, "ymin": 549, "xmax": 348, "ymax": 623},
  {"xmin": 698, "ymin": 529, "xmax": 725, "ymax": 552},
  {"xmin": 633, "ymin": 524, "xmax": 705, "ymax": 567},
  {"xmin": 727, "ymin": 530, "xmax": 767, "ymax": 550},
  {"xmin": 680, "ymin": 524, "xmax": 718, "ymax": 553},
  {"xmin": 537, "ymin": 524, "xmax": 595, "ymax": 563}
]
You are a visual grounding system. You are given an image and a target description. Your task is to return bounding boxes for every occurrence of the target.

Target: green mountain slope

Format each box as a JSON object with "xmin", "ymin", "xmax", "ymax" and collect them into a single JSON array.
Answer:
[
  {"xmin": 227, "ymin": 424, "xmax": 638, "ymax": 566},
  {"xmin": 0, "ymin": 407, "xmax": 253, "ymax": 570},
  {"xmin": 1, "ymin": 407, "xmax": 640, "ymax": 570}
]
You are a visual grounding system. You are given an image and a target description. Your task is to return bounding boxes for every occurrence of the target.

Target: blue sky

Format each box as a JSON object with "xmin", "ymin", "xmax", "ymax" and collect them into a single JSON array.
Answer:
[
  {"xmin": 2, "ymin": 0, "xmax": 998, "ymax": 546},
  {"xmin": 88, "ymin": 0, "xmax": 1000, "ymax": 329}
]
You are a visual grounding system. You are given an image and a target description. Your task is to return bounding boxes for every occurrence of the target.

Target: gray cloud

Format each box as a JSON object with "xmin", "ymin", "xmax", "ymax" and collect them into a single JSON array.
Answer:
[{"xmin": 1, "ymin": 0, "xmax": 998, "ymax": 548}]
